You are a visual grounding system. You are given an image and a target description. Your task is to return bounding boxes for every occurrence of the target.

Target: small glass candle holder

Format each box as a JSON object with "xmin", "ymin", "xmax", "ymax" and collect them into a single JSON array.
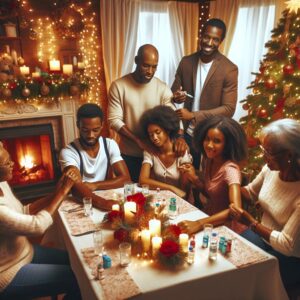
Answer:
[
  {"xmin": 119, "ymin": 242, "xmax": 132, "ymax": 267},
  {"xmin": 83, "ymin": 197, "xmax": 93, "ymax": 217},
  {"xmin": 93, "ymin": 229, "xmax": 103, "ymax": 255},
  {"xmin": 142, "ymin": 184, "xmax": 150, "ymax": 196}
]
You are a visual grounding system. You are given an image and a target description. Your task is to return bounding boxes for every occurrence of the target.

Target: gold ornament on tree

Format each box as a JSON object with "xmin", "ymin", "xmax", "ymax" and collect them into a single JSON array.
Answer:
[
  {"xmin": 40, "ymin": 83, "xmax": 50, "ymax": 96},
  {"xmin": 70, "ymin": 85, "xmax": 79, "ymax": 96},
  {"xmin": 1, "ymin": 88, "xmax": 12, "ymax": 98},
  {"xmin": 22, "ymin": 86, "xmax": 31, "ymax": 97}
]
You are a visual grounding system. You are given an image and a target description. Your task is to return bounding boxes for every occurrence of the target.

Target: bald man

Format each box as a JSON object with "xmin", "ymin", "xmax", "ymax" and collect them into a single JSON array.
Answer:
[{"xmin": 108, "ymin": 44, "xmax": 184, "ymax": 182}]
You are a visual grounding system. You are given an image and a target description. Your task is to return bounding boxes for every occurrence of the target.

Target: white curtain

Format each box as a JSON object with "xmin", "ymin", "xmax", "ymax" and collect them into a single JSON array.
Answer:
[
  {"xmin": 100, "ymin": 0, "xmax": 140, "ymax": 89},
  {"xmin": 209, "ymin": 0, "xmax": 288, "ymax": 121},
  {"xmin": 100, "ymin": 0, "xmax": 198, "ymax": 88}
]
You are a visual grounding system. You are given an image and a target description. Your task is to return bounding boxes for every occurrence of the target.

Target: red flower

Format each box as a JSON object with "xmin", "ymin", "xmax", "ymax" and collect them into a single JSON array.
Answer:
[
  {"xmin": 127, "ymin": 192, "xmax": 146, "ymax": 207},
  {"xmin": 107, "ymin": 210, "xmax": 122, "ymax": 222},
  {"xmin": 159, "ymin": 240, "xmax": 180, "ymax": 258},
  {"xmin": 127, "ymin": 193, "xmax": 146, "ymax": 216},
  {"xmin": 164, "ymin": 225, "xmax": 182, "ymax": 238},
  {"xmin": 114, "ymin": 228, "xmax": 129, "ymax": 242}
]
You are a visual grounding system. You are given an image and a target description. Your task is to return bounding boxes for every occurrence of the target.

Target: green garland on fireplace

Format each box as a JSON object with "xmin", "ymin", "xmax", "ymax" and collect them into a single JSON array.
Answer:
[{"xmin": 0, "ymin": 72, "xmax": 90, "ymax": 101}]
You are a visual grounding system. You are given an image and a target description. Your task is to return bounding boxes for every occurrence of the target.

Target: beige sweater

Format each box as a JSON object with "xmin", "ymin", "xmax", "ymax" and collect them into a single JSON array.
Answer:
[
  {"xmin": 0, "ymin": 181, "xmax": 53, "ymax": 291},
  {"xmin": 246, "ymin": 165, "xmax": 300, "ymax": 257},
  {"xmin": 108, "ymin": 74, "xmax": 174, "ymax": 157}
]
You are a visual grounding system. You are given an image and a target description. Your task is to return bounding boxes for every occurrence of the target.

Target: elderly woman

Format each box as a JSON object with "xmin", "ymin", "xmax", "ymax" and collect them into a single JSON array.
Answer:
[
  {"xmin": 230, "ymin": 119, "xmax": 300, "ymax": 287},
  {"xmin": 0, "ymin": 142, "xmax": 81, "ymax": 299},
  {"xmin": 139, "ymin": 105, "xmax": 191, "ymax": 198}
]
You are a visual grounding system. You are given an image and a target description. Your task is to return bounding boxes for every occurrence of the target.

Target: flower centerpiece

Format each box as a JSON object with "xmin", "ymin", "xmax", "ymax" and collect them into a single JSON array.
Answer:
[
  {"xmin": 157, "ymin": 225, "xmax": 186, "ymax": 267},
  {"xmin": 103, "ymin": 191, "xmax": 188, "ymax": 268}
]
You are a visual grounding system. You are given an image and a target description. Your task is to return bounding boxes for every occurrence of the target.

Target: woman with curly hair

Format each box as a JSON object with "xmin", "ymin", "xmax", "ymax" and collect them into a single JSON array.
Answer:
[
  {"xmin": 139, "ymin": 105, "xmax": 191, "ymax": 198},
  {"xmin": 179, "ymin": 115, "xmax": 248, "ymax": 234}
]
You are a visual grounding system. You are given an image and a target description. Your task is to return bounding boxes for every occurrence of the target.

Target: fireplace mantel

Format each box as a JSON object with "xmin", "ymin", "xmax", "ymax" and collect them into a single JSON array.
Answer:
[{"xmin": 0, "ymin": 99, "xmax": 80, "ymax": 148}]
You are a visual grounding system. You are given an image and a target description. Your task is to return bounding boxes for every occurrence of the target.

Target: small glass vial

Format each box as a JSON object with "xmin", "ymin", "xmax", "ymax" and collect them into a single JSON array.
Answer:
[
  {"xmin": 226, "ymin": 238, "xmax": 232, "ymax": 253},
  {"xmin": 168, "ymin": 197, "xmax": 177, "ymax": 219},
  {"xmin": 187, "ymin": 246, "xmax": 195, "ymax": 264},
  {"xmin": 209, "ymin": 232, "xmax": 218, "ymax": 261},
  {"xmin": 155, "ymin": 187, "xmax": 162, "ymax": 203},
  {"xmin": 218, "ymin": 236, "xmax": 226, "ymax": 252},
  {"xmin": 190, "ymin": 235, "xmax": 196, "ymax": 249},
  {"xmin": 154, "ymin": 201, "xmax": 160, "ymax": 216}
]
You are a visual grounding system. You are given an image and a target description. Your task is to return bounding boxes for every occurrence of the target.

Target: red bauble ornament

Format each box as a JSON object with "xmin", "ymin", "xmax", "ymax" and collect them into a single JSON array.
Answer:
[
  {"xmin": 242, "ymin": 103, "xmax": 250, "ymax": 110},
  {"xmin": 283, "ymin": 64, "xmax": 294, "ymax": 75},
  {"xmin": 259, "ymin": 65, "xmax": 266, "ymax": 74},
  {"xmin": 257, "ymin": 108, "xmax": 268, "ymax": 118},
  {"xmin": 264, "ymin": 78, "xmax": 276, "ymax": 89},
  {"xmin": 247, "ymin": 137, "xmax": 258, "ymax": 148}
]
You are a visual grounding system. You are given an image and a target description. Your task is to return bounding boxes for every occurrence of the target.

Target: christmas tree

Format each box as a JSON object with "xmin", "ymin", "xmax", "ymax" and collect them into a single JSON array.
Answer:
[{"xmin": 240, "ymin": 0, "xmax": 300, "ymax": 179}]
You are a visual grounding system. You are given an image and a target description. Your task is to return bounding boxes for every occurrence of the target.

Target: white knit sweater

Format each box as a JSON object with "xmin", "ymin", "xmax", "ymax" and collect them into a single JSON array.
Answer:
[
  {"xmin": 0, "ymin": 181, "xmax": 53, "ymax": 291},
  {"xmin": 246, "ymin": 165, "xmax": 300, "ymax": 257}
]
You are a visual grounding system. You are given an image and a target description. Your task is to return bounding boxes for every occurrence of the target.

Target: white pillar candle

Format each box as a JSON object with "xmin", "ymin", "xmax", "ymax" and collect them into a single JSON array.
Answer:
[
  {"xmin": 124, "ymin": 202, "xmax": 136, "ymax": 224},
  {"xmin": 20, "ymin": 66, "xmax": 30, "ymax": 75},
  {"xmin": 77, "ymin": 62, "xmax": 85, "ymax": 69},
  {"xmin": 149, "ymin": 219, "xmax": 161, "ymax": 237},
  {"xmin": 62, "ymin": 64, "xmax": 73, "ymax": 75},
  {"xmin": 141, "ymin": 229, "xmax": 151, "ymax": 252},
  {"xmin": 49, "ymin": 59, "xmax": 61, "ymax": 71},
  {"xmin": 179, "ymin": 233, "xmax": 189, "ymax": 253},
  {"xmin": 31, "ymin": 72, "xmax": 40, "ymax": 78},
  {"xmin": 152, "ymin": 236, "xmax": 162, "ymax": 257},
  {"xmin": 112, "ymin": 204, "xmax": 120, "ymax": 211}
]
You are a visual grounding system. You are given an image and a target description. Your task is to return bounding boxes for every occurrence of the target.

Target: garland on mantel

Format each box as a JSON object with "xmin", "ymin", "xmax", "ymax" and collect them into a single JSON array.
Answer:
[{"xmin": 0, "ymin": 72, "xmax": 89, "ymax": 101}]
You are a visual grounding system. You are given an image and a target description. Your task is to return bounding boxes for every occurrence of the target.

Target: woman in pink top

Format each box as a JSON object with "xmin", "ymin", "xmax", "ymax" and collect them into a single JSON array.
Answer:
[{"xmin": 179, "ymin": 116, "xmax": 247, "ymax": 234}]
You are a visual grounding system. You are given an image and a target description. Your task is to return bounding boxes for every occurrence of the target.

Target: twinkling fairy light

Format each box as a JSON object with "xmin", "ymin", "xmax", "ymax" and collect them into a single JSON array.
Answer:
[{"xmin": 36, "ymin": 18, "xmax": 57, "ymax": 63}]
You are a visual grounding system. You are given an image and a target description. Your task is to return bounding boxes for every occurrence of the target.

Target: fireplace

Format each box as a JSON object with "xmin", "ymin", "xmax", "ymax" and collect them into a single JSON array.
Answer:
[{"xmin": 0, "ymin": 124, "xmax": 60, "ymax": 200}]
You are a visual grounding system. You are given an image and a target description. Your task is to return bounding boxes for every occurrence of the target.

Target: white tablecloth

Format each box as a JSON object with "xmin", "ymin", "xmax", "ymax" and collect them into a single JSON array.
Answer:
[{"xmin": 56, "ymin": 191, "xmax": 288, "ymax": 300}]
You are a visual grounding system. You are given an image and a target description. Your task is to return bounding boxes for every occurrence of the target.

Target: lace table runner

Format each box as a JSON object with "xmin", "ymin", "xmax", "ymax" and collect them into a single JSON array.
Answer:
[
  {"xmin": 60, "ymin": 199, "xmax": 96, "ymax": 236},
  {"xmin": 81, "ymin": 247, "xmax": 141, "ymax": 300},
  {"xmin": 215, "ymin": 226, "xmax": 269, "ymax": 268},
  {"xmin": 95, "ymin": 189, "xmax": 198, "ymax": 215}
]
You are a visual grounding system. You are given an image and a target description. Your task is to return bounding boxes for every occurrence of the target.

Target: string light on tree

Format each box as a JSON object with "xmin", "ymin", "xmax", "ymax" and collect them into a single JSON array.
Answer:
[{"xmin": 240, "ymin": 3, "xmax": 300, "ymax": 178}]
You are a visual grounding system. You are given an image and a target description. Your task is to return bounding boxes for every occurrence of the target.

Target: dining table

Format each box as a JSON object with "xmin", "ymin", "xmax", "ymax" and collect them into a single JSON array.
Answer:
[{"xmin": 56, "ymin": 188, "xmax": 288, "ymax": 300}]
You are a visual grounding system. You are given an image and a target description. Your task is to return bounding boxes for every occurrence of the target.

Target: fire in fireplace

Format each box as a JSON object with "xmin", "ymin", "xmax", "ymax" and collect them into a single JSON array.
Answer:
[{"xmin": 0, "ymin": 124, "xmax": 60, "ymax": 200}]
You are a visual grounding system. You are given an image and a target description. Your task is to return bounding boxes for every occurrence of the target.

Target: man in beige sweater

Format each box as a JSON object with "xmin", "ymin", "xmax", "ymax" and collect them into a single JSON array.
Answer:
[{"xmin": 108, "ymin": 44, "xmax": 186, "ymax": 182}]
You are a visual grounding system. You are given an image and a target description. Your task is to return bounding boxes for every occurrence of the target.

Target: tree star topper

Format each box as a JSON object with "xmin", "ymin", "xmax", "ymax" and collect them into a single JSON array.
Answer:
[{"xmin": 285, "ymin": 0, "xmax": 300, "ymax": 13}]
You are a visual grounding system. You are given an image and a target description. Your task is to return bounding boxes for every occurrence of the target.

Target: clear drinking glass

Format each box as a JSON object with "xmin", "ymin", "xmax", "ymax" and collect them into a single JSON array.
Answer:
[
  {"xmin": 124, "ymin": 182, "xmax": 135, "ymax": 198},
  {"xmin": 142, "ymin": 184, "xmax": 150, "ymax": 196},
  {"xmin": 93, "ymin": 229, "xmax": 103, "ymax": 255},
  {"xmin": 83, "ymin": 197, "xmax": 92, "ymax": 217},
  {"xmin": 119, "ymin": 242, "xmax": 131, "ymax": 267}
]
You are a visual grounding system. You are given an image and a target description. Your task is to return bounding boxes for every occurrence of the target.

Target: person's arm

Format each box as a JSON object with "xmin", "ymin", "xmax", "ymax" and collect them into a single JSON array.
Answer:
[
  {"xmin": 71, "ymin": 182, "xmax": 115, "ymax": 211},
  {"xmin": 0, "ymin": 172, "xmax": 77, "ymax": 236},
  {"xmin": 85, "ymin": 160, "xmax": 130, "ymax": 191},
  {"xmin": 139, "ymin": 162, "xmax": 186, "ymax": 198},
  {"xmin": 33, "ymin": 172, "xmax": 77, "ymax": 215},
  {"xmin": 118, "ymin": 125, "xmax": 154, "ymax": 153},
  {"xmin": 229, "ymin": 204, "xmax": 272, "ymax": 242},
  {"xmin": 193, "ymin": 66, "xmax": 238, "ymax": 124}
]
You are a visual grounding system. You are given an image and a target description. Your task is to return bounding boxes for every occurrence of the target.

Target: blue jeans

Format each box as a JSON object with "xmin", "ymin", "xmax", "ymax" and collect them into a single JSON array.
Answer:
[
  {"xmin": 241, "ymin": 229, "xmax": 300, "ymax": 287},
  {"xmin": 0, "ymin": 245, "xmax": 81, "ymax": 300},
  {"xmin": 122, "ymin": 154, "xmax": 143, "ymax": 183}
]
